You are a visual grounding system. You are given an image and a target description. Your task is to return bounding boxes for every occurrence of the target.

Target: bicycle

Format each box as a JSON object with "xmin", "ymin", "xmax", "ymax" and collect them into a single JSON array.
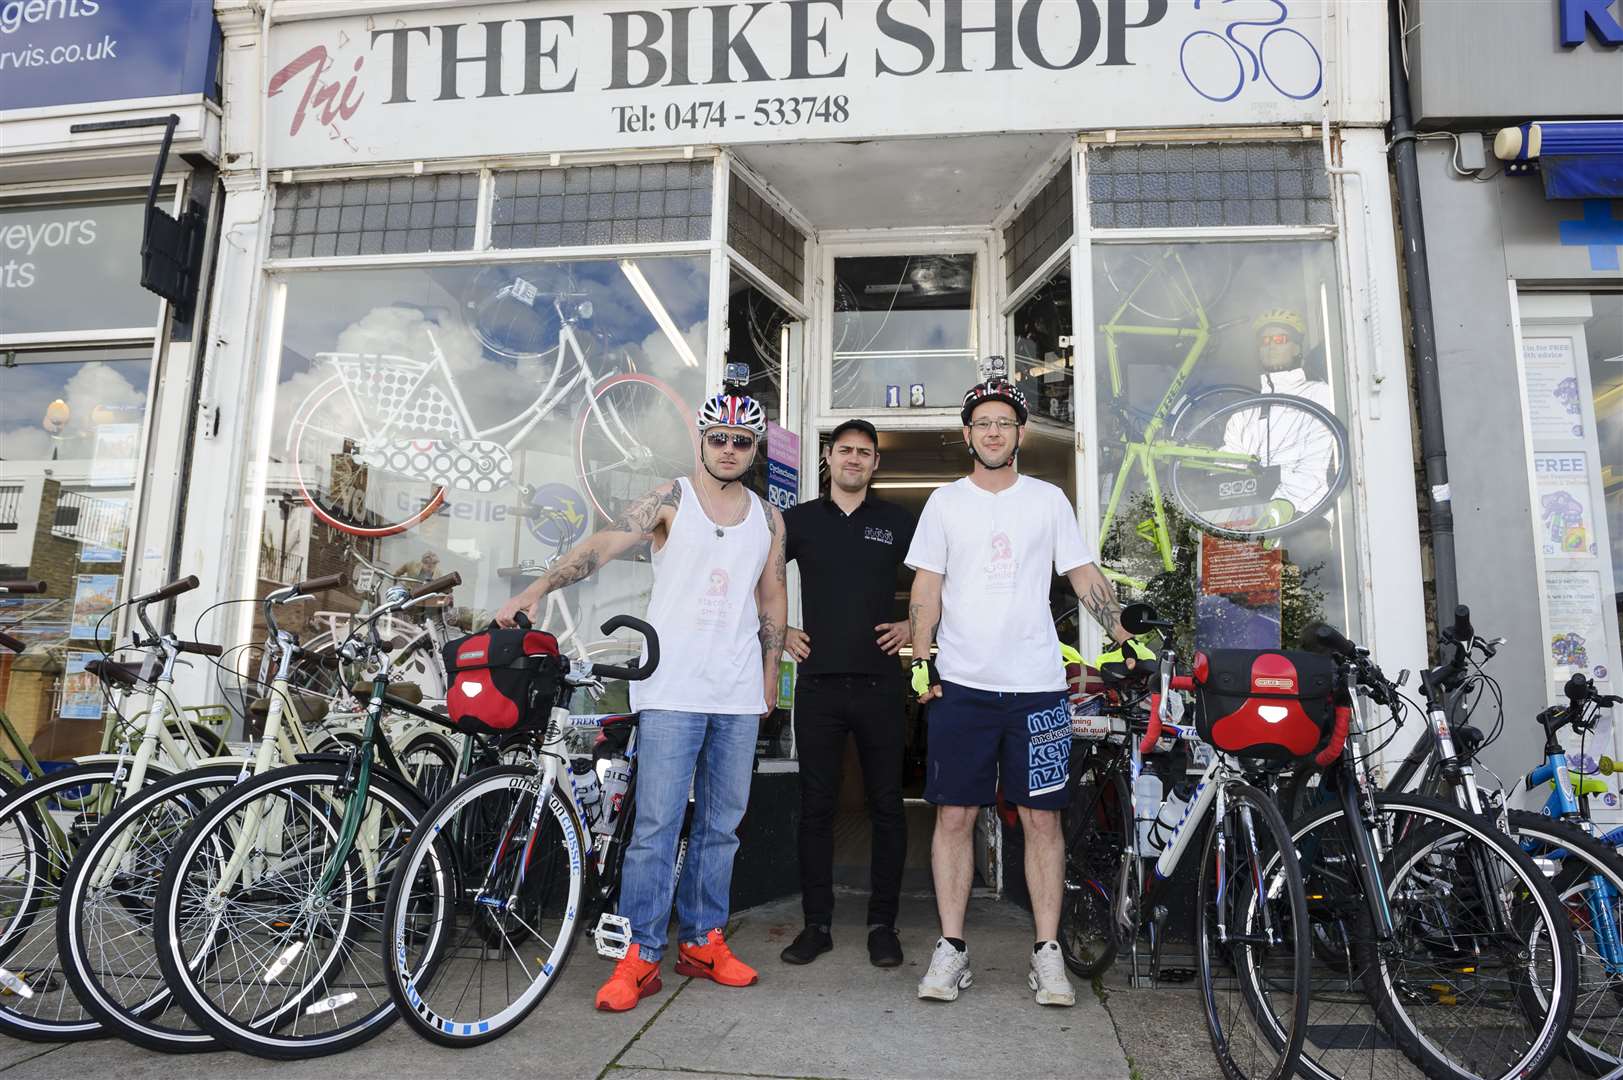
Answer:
[
  {"xmin": 286, "ymin": 285, "xmax": 697, "ymax": 538},
  {"xmin": 379, "ymin": 616, "xmax": 672, "ymax": 1048},
  {"xmin": 1096, "ymin": 249, "xmax": 1350, "ymax": 589},
  {"xmin": 1060, "ymin": 601, "xmax": 1315, "ymax": 1080},
  {"xmin": 150, "ymin": 571, "xmax": 480, "ymax": 1059},
  {"xmin": 1180, "ymin": 0, "xmax": 1324, "ymax": 104}
]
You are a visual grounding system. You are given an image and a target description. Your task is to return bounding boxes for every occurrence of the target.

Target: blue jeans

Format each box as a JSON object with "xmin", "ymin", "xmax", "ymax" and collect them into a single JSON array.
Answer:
[{"xmin": 619, "ymin": 710, "xmax": 758, "ymax": 962}]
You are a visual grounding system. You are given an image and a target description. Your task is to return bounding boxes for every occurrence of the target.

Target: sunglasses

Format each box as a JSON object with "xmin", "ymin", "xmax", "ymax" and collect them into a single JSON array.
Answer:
[
  {"xmin": 705, "ymin": 432, "xmax": 756, "ymax": 450},
  {"xmin": 1259, "ymin": 333, "xmax": 1296, "ymax": 346}
]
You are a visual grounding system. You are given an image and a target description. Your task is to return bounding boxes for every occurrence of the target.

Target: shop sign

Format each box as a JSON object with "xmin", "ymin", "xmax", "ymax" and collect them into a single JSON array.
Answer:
[
  {"xmin": 0, "ymin": 198, "xmax": 154, "ymax": 335},
  {"xmin": 266, "ymin": 0, "xmax": 1330, "ymax": 169},
  {"xmin": 765, "ymin": 420, "xmax": 798, "ymax": 510},
  {"xmin": 0, "ymin": 0, "xmax": 219, "ymax": 114},
  {"xmin": 1559, "ymin": 0, "xmax": 1623, "ymax": 47}
]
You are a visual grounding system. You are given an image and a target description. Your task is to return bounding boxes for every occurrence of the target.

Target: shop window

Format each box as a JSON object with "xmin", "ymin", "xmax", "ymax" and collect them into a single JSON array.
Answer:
[
  {"xmin": 1091, "ymin": 240, "xmax": 1353, "ymax": 650},
  {"xmin": 1010, "ymin": 268, "xmax": 1073, "ymax": 426},
  {"xmin": 269, "ymin": 174, "xmax": 479, "ymax": 258},
  {"xmin": 1003, "ymin": 165, "xmax": 1072, "ymax": 293},
  {"xmin": 831, "ymin": 253, "xmax": 978, "ymax": 411},
  {"xmin": 0, "ymin": 197, "xmax": 155, "ymax": 334},
  {"xmin": 491, "ymin": 163, "xmax": 712, "ymax": 249},
  {"xmin": 247, "ymin": 257, "xmax": 709, "ymax": 707},
  {"xmin": 727, "ymin": 174, "xmax": 805, "ymax": 299},
  {"xmin": 1088, "ymin": 143, "xmax": 1332, "ymax": 229}
]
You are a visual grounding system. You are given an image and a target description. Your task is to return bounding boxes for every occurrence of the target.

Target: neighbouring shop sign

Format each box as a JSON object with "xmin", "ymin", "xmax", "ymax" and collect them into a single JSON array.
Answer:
[
  {"xmin": 0, "ymin": 0, "xmax": 219, "ymax": 113},
  {"xmin": 765, "ymin": 420, "xmax": 799, "ymax": 510},
  {"xmin": 266, "ymin": 0, "xmax": 1333, "ymax": 169},
  {"xmin": 0, "ymin": 198, "xmax": 155, "ymax": 335}
]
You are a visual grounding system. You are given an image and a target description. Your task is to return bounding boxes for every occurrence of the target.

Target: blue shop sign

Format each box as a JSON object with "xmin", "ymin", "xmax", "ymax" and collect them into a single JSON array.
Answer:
[{"xmin": 0, "ymin": 0, "xmax": 220, "ymax": 113}]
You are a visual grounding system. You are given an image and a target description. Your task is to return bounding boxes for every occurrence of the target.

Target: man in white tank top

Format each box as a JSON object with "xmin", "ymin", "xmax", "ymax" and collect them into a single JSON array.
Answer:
[{"xmin": 495, "ymin": 392, "xmax": 787, "ymax": 1014}]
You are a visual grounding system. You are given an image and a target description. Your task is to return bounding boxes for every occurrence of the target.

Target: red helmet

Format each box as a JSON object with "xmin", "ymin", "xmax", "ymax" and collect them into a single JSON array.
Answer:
[{"xmin": 960, "ymin": 377, "xmax": 1028, "ymax": 426}]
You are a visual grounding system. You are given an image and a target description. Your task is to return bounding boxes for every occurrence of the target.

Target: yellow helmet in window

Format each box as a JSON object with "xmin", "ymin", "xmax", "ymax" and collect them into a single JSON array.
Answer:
[{"xmin": 1253, "ymin": 309, "xmax": 1306, "ymax": 336}]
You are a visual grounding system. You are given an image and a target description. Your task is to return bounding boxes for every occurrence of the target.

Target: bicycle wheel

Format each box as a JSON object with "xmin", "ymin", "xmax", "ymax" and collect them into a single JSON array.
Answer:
[
  {"xmin": 1058, "ymin": 746, "xmax": 1131, "ymax": 978},
  {"xmin": 56, "ymin": 764, "xmax": 240, "ymax": 1053},
  {"xmin": 384, "ymin": 763, "xmax": 588, "ymax": 1047},
  {"xmin": 399, "ymin": 730, "xmax": 459, "ymax": 806},
  {"xmin": 1505, "ymin": 809, "xmax": 1623, "ymax": 1076},
  {"xmin": 153, "ymin": 761, "xmax": 427, "ymax": 1059},
  {"xmin": 1196, "ymin": 781, "xmax": 1309, "ymax": 1080},
  {"xmin": 575, "ymin": 373, "xmax": 699, "ymax": 524},
  {"xmin": 1169, "ymin": 393, "xmax": 1350, "ymax": 538},
  {"xmin": 287, "ymin": 369, "xmax": 454, "ymax": 538},
  {"xmin": 1268, "ymin": 791, "xmax": 1575, "ymax": 1080},
  {"xmin": 0, "ymin": 761, "xmax": 164, "ymax": 1040}
]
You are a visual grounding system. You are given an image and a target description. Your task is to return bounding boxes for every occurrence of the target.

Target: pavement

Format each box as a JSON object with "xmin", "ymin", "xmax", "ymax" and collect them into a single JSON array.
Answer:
[{"xmin": 0, "ymin": 889, "xmax": 1150, "ymax": 1080}]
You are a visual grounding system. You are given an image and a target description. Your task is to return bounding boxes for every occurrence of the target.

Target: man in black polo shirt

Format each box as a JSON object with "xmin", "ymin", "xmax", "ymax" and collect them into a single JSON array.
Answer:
[{"xmin": 780, "ymin": 418, "xmax": 916, "ymax": 969}]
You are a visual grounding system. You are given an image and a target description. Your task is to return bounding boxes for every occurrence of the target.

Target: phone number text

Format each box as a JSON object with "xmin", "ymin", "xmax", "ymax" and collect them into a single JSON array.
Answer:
[{"xmin": 612, "ymin": 96, "xmax": 851, "ymax": 135}]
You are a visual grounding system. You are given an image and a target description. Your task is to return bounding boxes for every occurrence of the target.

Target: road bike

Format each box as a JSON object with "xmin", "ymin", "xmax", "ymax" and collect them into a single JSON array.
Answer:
[
  {"xmin": 1180, "ymin": 0, "xmax": 1324, "ymax": 104},
  {"xmin": 286, "ymin": 284, "xmax": 697, "ymax": 539}
]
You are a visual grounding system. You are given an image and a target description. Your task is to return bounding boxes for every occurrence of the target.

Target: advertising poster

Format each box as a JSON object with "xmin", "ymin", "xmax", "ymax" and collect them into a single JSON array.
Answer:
[
  {"xmin": 59, "ymin": 653, "xmax": 105, "ymax": 722},
  {"xmin": 80, "ymin": 495, "xmax": 130, "ymax": 565},
  {"xmin": 1545, "ymin": 570, "xmax": 1609, "ymax": 681},
  {"xmin": 765, "ymin": 421, "xmax": 799, "ymax": 511},
  {"xmin": 1195, "ymin": 534, "xmax": 1284, "ymax": 649},
  {"xmin": 89, "ymin": 423, "xmax": 142, "ymax": 487},
  {"xmin": 1523, "ymin": 337, "xmax": 1584, "ymax": 441},
  {"xmin": 69, "ymin": 574, "xmax": 121, "ymax": 641},
  {"xmin": 1533, "ymin": 453, "xmax": 1597, "ymax": 558}
]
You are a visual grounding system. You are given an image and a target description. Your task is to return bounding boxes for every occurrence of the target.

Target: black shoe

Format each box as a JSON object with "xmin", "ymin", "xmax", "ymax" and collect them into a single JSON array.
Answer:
[
  {"xmin": 868, "ymin": 925, "xmax": 903, "ymax": 968},
  {"xmin": 781, "ymin": 925, "xmax": 833, "ymax": 965}
]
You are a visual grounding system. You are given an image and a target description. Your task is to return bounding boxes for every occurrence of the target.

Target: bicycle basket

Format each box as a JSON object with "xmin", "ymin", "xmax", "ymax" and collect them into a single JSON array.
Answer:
[
  {"xmin": 441, "ymin": 624, "xmax": 567, "ymax": 735},
  {"xmin": 1190, "ymin": 648, "xmax": 1337, "ymax": 762}
]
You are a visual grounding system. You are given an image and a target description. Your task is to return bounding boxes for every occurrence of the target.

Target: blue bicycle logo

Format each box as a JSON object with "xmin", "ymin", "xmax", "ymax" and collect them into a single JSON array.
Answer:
[{"xmin": 1181, "ymin": 0, "xmax": 1324, "ymax": 103}]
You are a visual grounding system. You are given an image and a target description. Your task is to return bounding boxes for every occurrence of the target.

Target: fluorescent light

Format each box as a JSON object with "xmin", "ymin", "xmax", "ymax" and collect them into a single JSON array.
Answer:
[
  {"xmin": 871, "ymin": 481, "xmax": 952, "ymax": 490},
  {"xmin": 619, "ymin": 260, "xmax": 699, "ymax": 368}
]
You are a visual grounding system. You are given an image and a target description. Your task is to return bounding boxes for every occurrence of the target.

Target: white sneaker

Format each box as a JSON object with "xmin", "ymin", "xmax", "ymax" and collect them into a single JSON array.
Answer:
[
  {"xmin": 1029, "ymin": 941, "xmax": 1076, "ymax": 1006},
  {"xmin": 917, "ymin": 937, "xmax": 972, "ymax": 1001}
]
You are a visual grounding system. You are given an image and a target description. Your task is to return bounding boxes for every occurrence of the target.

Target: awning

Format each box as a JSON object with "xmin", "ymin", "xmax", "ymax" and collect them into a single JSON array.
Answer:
[{"xmin": 1495, "ymin": 121, "xmax": 1623, "ymax": 199}]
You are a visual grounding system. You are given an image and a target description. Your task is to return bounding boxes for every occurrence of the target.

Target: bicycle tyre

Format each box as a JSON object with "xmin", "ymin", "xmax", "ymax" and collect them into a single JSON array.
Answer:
[
  {"xmin": 153, "ymin": 760, "xmax": 428, "ymax": 1059},
  {"xmin": 1168, "ymin": 393, "xmax": 1350, "ymax": 539},
  {"xmin": 575, "ymin": 373, "xmax": 700, "ymax": 524},
  {"xmin": 1058, "ymin": 746, "xmax": 1132, "ymax": 978},
  {"xmin": 1505, "ymin": 809, "xmax": 1623, "ymax": 1076},
  {"xmin": 384, "ymin": 763, "xmax": 589, "ymax": 1047},
  {"xmin": 56, "ymin": 764, "xmax": 241, "ymax": 1053},
  {"xmin": 1196, "ymin": 781, "xmax": 1310, "ymax": 1080},
  {"xmin": 398, "ymin": 730, "xmax": 459, "ymax": 805}
]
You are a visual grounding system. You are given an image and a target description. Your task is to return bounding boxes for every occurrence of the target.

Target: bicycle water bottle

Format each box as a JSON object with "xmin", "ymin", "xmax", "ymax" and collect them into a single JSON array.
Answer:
[
  {"xmin": 1148, "ymin": 785, "xmax": 1191, "ymax": 855},
  {"xmin": 595, "ymin": 755, "xmax": 633, "ymax": 838},
  {"xmin": 1133, "ymin": 771, "xmax": 1164, "ymax": 857},
  {"xmin": 570, "ymin": 758, "xmax": 604, "ymax": 831}
]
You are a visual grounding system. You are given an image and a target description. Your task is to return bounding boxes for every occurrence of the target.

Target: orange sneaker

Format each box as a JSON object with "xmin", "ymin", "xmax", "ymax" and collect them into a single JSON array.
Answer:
[
  {"xmin": 595, "ymin": 946, "xmax": 662, "ymax": 1012},
  {"xmin": 674, "ymin": 929, "xmax": 758, "ymax": 987}
]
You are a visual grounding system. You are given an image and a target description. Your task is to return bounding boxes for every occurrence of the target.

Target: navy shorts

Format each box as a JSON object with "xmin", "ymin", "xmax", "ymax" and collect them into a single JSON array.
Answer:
[{"xmin": 924, "ymin": 681, "xmax": 1071, "ymax": 810}]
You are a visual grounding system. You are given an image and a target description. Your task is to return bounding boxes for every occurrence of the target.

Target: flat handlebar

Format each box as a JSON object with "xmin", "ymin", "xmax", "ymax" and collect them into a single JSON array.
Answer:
[
  {"xmin": 408, "ymin": 572, "xmax": 461, "ymax": 601},
  {"xmin": 0, "ymin": 580, "xmax": 46, "ymax": 595},
  {"xmin": 0, "ymin": 630, "xmax": 23, "ymax": 653},
  {"xmin": 133, "ymin": 575, "xmax": 199, "ymax": 605}
]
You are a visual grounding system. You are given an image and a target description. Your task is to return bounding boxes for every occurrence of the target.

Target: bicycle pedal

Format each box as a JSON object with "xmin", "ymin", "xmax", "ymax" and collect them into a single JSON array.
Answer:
[{"xmin": 594, "ymin": 913, "xmax": 632, "ymax": 960}]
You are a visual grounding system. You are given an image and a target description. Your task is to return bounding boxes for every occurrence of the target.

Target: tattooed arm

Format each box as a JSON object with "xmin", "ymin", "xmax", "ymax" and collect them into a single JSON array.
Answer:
[
  {"xmin": 908, "ymin": 570, "xmax": 944, "ymax": 702},
  {"xmin": 755, "ymin": 501, "xmax": 789, "ymax": 714},
  {"xmin": 494, "ymin": 481, "xmax": 681, "ymax": 627},
  {"xmin": 1065, "ymin": 562, "xmax": 1131, "ymax": 646}
]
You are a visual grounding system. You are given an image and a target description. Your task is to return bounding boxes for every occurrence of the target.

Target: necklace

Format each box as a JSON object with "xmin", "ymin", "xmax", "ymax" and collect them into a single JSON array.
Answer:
[{"xmin": 694, "ymin": 478, "xmax": 746, "ymax": 538}]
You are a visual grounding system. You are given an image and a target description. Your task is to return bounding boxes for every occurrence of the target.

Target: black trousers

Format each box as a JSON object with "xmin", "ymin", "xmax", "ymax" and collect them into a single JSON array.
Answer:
[{"xmin": 793, "ymin": 673, "xmax": 907, "ymax": 929}]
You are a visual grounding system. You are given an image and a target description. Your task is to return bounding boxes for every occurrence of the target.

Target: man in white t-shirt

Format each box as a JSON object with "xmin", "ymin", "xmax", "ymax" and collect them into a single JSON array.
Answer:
[{"xmin": 904, "ymin": 369, "xmax": 1133, "ymax": 1008}]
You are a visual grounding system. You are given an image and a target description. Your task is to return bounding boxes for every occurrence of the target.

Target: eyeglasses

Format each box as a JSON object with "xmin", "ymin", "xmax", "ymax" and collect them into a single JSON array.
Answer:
[
  {"xmin": 705, "ymin": 432, "xmax": 756, "ymax": 450},
  {"xmin": 970, "ymin": 418, "xmax": 1019, "ymax": 433},
  {"xmin": 1259, "ymin": 333, "xmax": 1296, "ymax": 346}
]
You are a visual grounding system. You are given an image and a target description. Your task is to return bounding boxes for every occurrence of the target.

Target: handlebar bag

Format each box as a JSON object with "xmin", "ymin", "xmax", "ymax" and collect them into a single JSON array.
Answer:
[
  {"xmin": 1191, "ymin": 648, "xmax": 1337, "ymax": 762},
  {"xmin": 441, "ymin": 625, "xmax": 565, "ymax": 735}
]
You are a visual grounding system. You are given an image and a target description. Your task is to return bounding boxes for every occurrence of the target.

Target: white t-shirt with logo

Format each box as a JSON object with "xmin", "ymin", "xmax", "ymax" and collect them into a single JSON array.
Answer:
[{"xmin": 904, "ymin": 475, "xmax": 1094, "ymax": 693}]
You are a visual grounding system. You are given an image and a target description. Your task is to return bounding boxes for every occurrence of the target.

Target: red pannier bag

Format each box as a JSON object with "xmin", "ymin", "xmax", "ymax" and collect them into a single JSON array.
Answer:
[
  {"xmin": 1189, "ymin": 648, "xmax": 1338, "ymax": 762},
  {"xmin": 441, "ymin": 624, "xmax": 567, "ymax": 735}
]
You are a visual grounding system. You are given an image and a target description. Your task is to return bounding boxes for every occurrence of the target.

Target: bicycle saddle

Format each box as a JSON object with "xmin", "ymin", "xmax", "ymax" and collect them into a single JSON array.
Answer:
[
  {"xmin": 1099, "ymin": 659, "xmax": 1159, "ymax": 688},
  {"xmin": 85, "ymin": 659, "xmax": 143, "ymax": 690},
  {"xmin": 352, "ymin": 680, "xmax": 424, "ymax": 706}
]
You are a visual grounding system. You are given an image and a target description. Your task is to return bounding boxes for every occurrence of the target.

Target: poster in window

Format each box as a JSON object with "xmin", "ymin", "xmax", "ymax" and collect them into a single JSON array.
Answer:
[
  {"xmin": 1533, "ymin": 453, "xmax": 1598, "ymax": 558},
  {"xmin": 1195, "ymin": 534, "xmax": 1284, "ymax": 649},
  {"xmin": 1522, "ymin": 337, "xmax": 1584, "ymax": 442},
  {"xmin": 59, "ymin": 652, "xmax": 105, "ymax": 721},
  {"xmin": 1546, "ymin": 570, "xmax": 1609, "ymax": 681},
  {"xmin": 89, "ymin": 423, "xmax": 141, "ymax": 486},
  {"xmin": 80, "ymin": 495, "xmax": 129, "ymax": 565},
  {"xmin": 69, "ymin": 573, "xmax": 121, "ymax": 641}
]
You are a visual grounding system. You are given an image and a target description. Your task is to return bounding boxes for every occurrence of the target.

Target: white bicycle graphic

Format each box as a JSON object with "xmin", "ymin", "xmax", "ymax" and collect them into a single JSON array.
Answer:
[
  {"xmin": 287, "ymin": 279, "xmax": 698, "ymax": 538},
  {"xmin": 1180, "ymin": 0, "xmax": 1323, "ymax": 104}
]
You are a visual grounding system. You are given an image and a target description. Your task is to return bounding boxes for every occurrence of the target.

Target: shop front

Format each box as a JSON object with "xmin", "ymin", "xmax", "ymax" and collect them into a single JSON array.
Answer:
[
  {"xmin": 179, "ymin": 0, "xmax": 1420, "ymax": 895},
  {"xmin": 1403, "ymin": 0, "xmax": 1622, "ymax": 807},
  {"xmin": 0, "ymin": 0, "xmax": 223, "ymax": 759}
]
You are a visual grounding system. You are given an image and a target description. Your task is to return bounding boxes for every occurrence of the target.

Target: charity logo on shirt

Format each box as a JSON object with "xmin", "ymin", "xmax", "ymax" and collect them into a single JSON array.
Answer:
[
  {"xmin": 697, "ymin": 567, "xmax": 732, "ymax": 630},
  {"xmin": 985, "ymin": 530, "xmax": 1018, "ymax": 593},
  {"xmin": 864, "ymin": 526, "xmax": 894, "ymax": 545}
]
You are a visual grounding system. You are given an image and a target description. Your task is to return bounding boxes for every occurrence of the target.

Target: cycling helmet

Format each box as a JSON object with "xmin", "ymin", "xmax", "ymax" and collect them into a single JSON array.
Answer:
[
  {"xmin": 960, "ymin": 377, "xmax": 1029, "ymax": 426},
  {"xmin": 1252, "ymin": 309, "xmax": 1306, "ymax": 336},
  {"xmin": 696, "ymin": 393, "xmax": 766, "ymax": 437}
]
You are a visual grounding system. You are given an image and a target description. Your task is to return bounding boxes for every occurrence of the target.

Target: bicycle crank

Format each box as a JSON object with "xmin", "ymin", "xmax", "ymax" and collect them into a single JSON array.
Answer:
[{"xmin": 355, "ymin": 439, "xmax": 514, "ymax": 493}]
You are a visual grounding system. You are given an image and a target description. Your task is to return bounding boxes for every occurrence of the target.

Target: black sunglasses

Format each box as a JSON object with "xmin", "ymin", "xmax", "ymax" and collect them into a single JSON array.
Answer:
[{"xmin": 705, "ymin": 432, "xmax": 756, "ymax": 450}]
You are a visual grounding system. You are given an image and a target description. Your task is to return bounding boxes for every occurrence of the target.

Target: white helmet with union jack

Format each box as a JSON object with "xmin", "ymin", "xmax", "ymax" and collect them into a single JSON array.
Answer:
[{"xmin": 696, "ymin": 393, "xmax": 767, "ymax": 437}]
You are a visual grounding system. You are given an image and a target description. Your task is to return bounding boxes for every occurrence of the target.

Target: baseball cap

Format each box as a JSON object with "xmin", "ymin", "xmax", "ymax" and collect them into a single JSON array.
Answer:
[{"xmin": 827, "ymin": 418, "xmax": 879, "ymax": 448}]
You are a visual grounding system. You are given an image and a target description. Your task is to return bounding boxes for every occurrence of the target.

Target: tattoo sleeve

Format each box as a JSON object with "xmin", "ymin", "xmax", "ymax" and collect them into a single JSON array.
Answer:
[
  {"xmin": 606, "ymin": 481, "xmax": 681, "ymax": 538},
  {"xmin": 757, "ymin": 611, "xmax": 785, "ymax": 664},
  {"xmin": 1081, "ymin": 579, "xmax": 1123, "ymax": 637},
  {"xmin": 541, "ymin": 547, "xmax": 600, "ymax": 593}
]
